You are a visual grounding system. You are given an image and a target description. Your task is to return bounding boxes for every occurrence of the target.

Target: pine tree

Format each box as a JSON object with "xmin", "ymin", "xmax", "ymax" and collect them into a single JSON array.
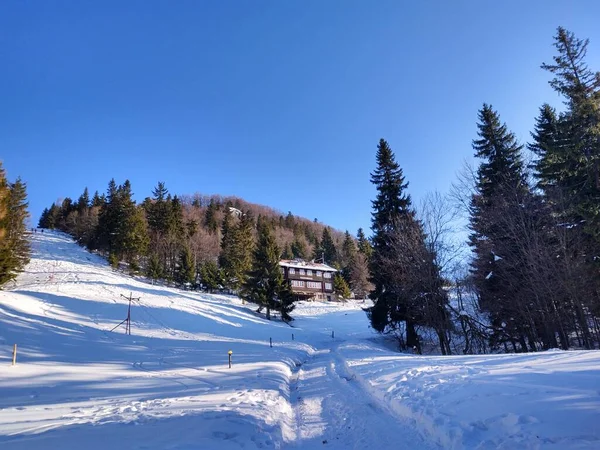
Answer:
[
  {"xmin": 541, "ymin": 27, "xmax": 600, "ymax": 241},
  {"xmin": 219, "ymin": 210, "xmax": 237, "ymax": 289},
  {"xmin": 356, "ymin": 227, "xmax": 372, "ymax": 259},
  {"xmin": 91, "ymin": 191, "xmax": 103, "ymax": 208},
  {"xmin": 0, "ymin": 177, "xmax": 30, "ymax": 285},
  {"xmin": 333, "ymin": 273, "xmax": 351, "ymax": 300},
  {"xmin": 77, "ymin": 187, "xmax": 90, "ymax": 213},
  {"xmin": 469, "ymin": 105, "xmax": 531, "ymax": 350},
  {"xmin": 38, "ymin": 207, "xmax": 49, "ymax": 229},
  {"xmin": 291, "ymin": 235, "xmax": 308, "ymax": 259},
  {"xmin": 233, "ymin": 211, "xmax": 255, "ymax": 289},
  {"xmin": 368, "ymin": 138, "xmax": 414, "ymax": 336},
  {"xmin": 315, "ymin": 227, "xmax": 337, "ymax": 265},
  {"xmin": 242, "ymin": 223, "xmax": 294, "ymax": 321},
  {"xmin": 204, "ymin": 199, "xmax": 219, "ymax": 234},
  {"xmin": 177, "ymin": 246, "xmax": 196, "ymax": 286},
  {"xmin": 529, "ymin": 104, "xmax": 562, "ymax": 193},
  {"xmin": 200, "ymin": 260, "xmax": 221, "ymax": 292},
  {"xmin": 146, "ymin": 253, "xmax": 164, "ymax": 282},
  {"xmin": 0, "ymin": 164, "xmax": 9, "ymax": 265},
  {"xmin": 340, "ymin": 230, "xmax": 357, "ymax": 280}
]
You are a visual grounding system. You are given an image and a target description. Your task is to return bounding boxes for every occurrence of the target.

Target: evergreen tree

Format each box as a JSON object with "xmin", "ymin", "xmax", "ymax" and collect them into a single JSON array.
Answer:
[
  {"xmin": 177, "ymin": 246, "xmax": 196, "ymax": 286},
  {"xmin": 219, "ymin": 210, "xmax": 237, "ymax": 289},
  {"xmin": 340, "ymin": 230, "xmax": 357, "ymax": 280},
  {"xmin": 541, "ymin": 27, "xmax": 600, "ymax": 241},
  {"xmin": 368, "ymin": 138, "xmax": 414, "ymax": 338},
  {"xmin": 146, "ymin": 182, "xmax": 170, "ymax": 235},
  {"xmin": 38, "ymin": 207, "xmax": 50, "ymax": 229},
  {"xmin": 315, "ymin": 227, "xmax": 337, "ymax": 265},
  {"xmin": 333, "ymin": 273, "xmax": 351, "ymax": 300},
  {"xmin": 291, "ymin": 235, "xmax": 308, "ymax": 259},
  {"xmin": 0, "ymin": 177, "xmax": 30, "ymax": 285},
  {"xmin": 200, "ymin": 260, "xmax": 221, "ymax": 292},
  {"xmin": 356, "ymin": 227, "xmax": 372, "ymax": 259},
  {"xmin": 469, "ymin": 105, "xmax": 531, "ymax": 350},
  {"xmin": 233, "ymin": 211, "xmax": 255, "ymax": 289},
  {"xmin": 529, "ymin": 104, "xmax": 562, "ymax": 193},
  {"xmin": 91, "ymin": 190, "xmax": 103, "ymax": 207},
  {"xmin": 242, "ymin": 223, "xmax": 295, "ymax": 321},
  {"xmin": 77, "ymin": 187, "xmax": 90, "ymax": 213},
  {"xmin": 282, "ymin": 243, "xmax": 293, "ymax": 260},
  {"xmin": 204, "ymin": 199, "xmax": 219, "ymax": 233},
  {"xmin": 146, "ymin": 252, "xmax": 164, "ymax": 283}
]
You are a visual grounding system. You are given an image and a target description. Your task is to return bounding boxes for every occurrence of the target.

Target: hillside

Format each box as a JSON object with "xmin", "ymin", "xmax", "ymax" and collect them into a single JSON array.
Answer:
[{"xmin": 0, "ymin": 232, "xmax": 599, "ymax": 449}]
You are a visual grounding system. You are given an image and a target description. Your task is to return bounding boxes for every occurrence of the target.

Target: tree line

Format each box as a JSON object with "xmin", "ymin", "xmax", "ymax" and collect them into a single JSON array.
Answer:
[
  {"xmin": 368, "ymin": 27, "xmax": 600, "ymax": 354},
  {"xmin": 0, "ymin": 162, "xmax": 29, "ymax": 286},
  {"xmin": 38, "ymin": 180, "xmax": 372, "ymax": 318}
]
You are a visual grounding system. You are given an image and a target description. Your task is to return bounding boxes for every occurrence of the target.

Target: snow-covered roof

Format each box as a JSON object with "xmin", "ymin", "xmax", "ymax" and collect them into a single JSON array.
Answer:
[{"xmin": 279, "ymin": 259, "xmax": 337, "ymax": 272}]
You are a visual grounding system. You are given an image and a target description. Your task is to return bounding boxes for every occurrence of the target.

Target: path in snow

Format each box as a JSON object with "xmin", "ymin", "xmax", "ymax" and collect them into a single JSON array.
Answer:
[{"xmin": 292, "ymin": 341, "xmax": 435, "ymax": 450}]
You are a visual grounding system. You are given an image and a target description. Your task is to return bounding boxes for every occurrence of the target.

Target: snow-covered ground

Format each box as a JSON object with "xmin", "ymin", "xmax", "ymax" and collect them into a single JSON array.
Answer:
[{"xmin": 0, "ymin": 231, "xmax": 598, "ymax": 449}]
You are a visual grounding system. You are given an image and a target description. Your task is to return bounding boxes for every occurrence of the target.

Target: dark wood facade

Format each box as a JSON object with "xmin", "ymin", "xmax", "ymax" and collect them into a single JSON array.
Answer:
[{"xmin": 279, "ymin": 259, "xmax": 337, "ymax": 301}]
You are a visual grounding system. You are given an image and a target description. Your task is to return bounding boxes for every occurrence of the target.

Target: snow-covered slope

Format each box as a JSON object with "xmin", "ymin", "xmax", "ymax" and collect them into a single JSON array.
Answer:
[{"xmin": 0, "ymin": 231, "xmax": 598, "ymax": 449}]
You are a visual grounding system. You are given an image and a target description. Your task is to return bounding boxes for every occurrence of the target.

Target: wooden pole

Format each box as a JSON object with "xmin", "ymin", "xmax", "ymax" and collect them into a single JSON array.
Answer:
[
  {"xmin": 270, "ymin": 337, "xmax": 272, "ymax": 348},
  {"xmin": 228, "ymin": 350, "xmax": 232, "ymax": 369},
  {"xmin": 12, "ymin": 344, "xmax": 17, "ymax": 366}
]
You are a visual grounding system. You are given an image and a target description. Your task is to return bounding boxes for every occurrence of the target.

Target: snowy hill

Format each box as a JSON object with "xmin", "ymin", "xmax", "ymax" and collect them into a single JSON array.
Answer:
[{"xmin": 0, "ymin": 231, "xmax": 599, "ymax": 449}]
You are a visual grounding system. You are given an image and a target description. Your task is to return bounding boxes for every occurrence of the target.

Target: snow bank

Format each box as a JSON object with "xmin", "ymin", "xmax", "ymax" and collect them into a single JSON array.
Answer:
[{"xmin": 339, "ymin": 342, "xmax": 600, "ymax": 449}]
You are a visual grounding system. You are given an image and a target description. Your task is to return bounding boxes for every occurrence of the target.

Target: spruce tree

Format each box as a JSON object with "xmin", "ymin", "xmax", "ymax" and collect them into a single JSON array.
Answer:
[
  {"xmin": 333, "ymin": 273, "xmax": 351, "ymax": 300},
  {"xmin": 146, "ymin": 253, "xmax": 164, "ymax": 283},
  {"xmin": 0, "ymin": 177, "xmax": 30, "ymax": 285},
  {"xmin": 368, "ymin": 138, "xmax": 413, "ymax": 335},
  {"xmin": 0, "ymin": 163, "xmax": 7, "ymax": 241},
  {"xmin": 77, "ymin": 187, "xmax": 90, "ymax": 213},
  {"xmin": 314, "ymin": 227, "xmax": 337, "ymax": 265},
  {"xmin": 529, "ymin": 104, "xmax": 562, "ymax": 193},
  {"xmin": 469, "ymin": 105, "xmax": 530, "ymax": 350},
  {"xmin": 341, "ymin": 230, "xmax": 357, "ymax": 281},
  {"xmin": 541, "ymin": 27, "xmax": 600, "ymax": 241},
  {"xmin": 204, "ymin": 199, "xmax": 219, "ymax": 233},
  {"xmin": 242, "ymin": 223, "xmax": 294, "ymax": 321},
  {"xmin": 177, "ymin": 246, "xmax": 196, "ymax": 286},
  {"xmin": 356, "ymin": 227, "xmax": 372, "ymax": 259},
  {"xmin": 218, "ymin": 211, "xmax": 237, "ymax": 289},
  {"xmin": 200, "ymin": 260, "xmax": 221, "ymax": 292},
  {"xmin": 291, "ymin": 235, "xmax": 308, "ymax": 259}
]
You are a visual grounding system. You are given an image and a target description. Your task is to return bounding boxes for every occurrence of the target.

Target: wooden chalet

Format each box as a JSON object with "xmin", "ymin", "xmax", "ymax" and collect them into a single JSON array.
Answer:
[{"xmin": 279, "ymin": 259, "xmax": 337, "ymax": 301}]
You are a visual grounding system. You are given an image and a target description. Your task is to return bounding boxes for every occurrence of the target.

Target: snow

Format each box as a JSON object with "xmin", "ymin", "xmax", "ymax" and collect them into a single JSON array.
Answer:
[
  {"xmin": 279, "ymin": 260, "xmax": 337, "ymax": 272},
  {"xmin": 0, "ymin": 231, "xmax": 598, "ymax": 449}
]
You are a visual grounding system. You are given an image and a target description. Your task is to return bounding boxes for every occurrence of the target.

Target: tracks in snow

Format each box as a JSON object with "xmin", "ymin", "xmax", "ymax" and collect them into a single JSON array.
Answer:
[{"xmin": 291, "ymin": 342, "xmax": 436, "ymax": 450}]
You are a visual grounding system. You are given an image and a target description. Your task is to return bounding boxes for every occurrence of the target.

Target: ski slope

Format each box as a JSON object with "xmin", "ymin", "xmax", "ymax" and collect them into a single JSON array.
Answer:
[{"xmin": 0, "ymin": 231, "xmax": 599, "ymax": 449}]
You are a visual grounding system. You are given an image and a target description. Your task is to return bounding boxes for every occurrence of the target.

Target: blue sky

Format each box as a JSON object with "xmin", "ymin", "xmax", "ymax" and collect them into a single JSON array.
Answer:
[{"xmin": 1, "ymin": 1, "xmax": 599, "ymax": 234}]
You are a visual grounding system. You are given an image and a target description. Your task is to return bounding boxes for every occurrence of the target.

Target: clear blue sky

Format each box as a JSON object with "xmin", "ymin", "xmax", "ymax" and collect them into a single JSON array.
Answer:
[{"xmin": 1, "ymin": 1, "xmax": 599, "ymax": 234}]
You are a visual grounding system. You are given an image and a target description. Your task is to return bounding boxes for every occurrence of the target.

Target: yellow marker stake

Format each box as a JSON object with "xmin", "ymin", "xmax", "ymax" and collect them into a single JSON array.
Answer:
[{"xmin": 228, "ymin": 350, "xmax": 233, "ymax": 369}]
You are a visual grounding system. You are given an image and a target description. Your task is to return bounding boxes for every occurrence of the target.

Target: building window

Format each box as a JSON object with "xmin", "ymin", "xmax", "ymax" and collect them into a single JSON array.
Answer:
[
  {"xmin": 289, "ymin": 268, "xmax": 295, "ymax": 275},
  {"xmin": 325, "ymin": 282, "xmax": 332, "ymax": 290},
  {"xmin": 316, "ymin": 271, "xmax": 322, "ymax": 277},
  {"xmin": 299, "ymin": 269, "xmax": 305, "ymax": 275},
  {"xmin": 307, "ymin": 281, "xmax": 321, "ymax": 289},
  {"xmin": 306, "ymin": 270, "xmax": 312, "ymax": 276},
  {"xmin": 280, "ymin": 267, "xmax": 284, "ymax": 274},
  {"xmin": 291, "ymin": 280, "xmax": 305, "ymax": 288},
  {"xmin": 324, "ymin": 272, "xmax": 332, "ymax": 279}
]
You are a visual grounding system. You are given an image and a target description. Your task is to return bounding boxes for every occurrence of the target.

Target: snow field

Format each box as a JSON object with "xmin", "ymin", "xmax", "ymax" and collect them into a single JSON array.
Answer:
[{"xmin": 0, "ymin": 231, "xmax": 599, "ymax": 449}]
